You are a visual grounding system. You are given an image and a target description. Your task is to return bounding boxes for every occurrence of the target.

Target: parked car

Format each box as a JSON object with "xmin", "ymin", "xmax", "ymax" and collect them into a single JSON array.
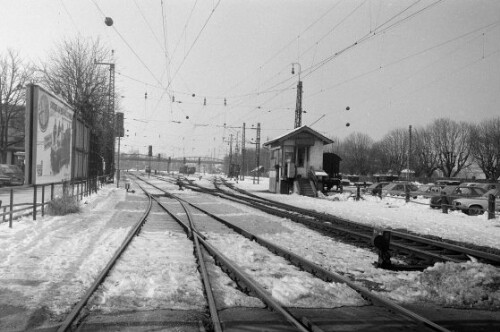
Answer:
[
  {"xmin": 0, "ymin": 173, "xmax": 10, "ymax": 187},
  {"xmin": 381, "ymin": 182, "xmax": 419, "ymax": 197},
  {"xmin": 462, "ymin": 182, "xmax": 497, "ymax": 191},
  {"xmin": 435, "ymin": 179, "xmax": 461, "ymax": 187},
  {"xmin": 413, "ymin": 184, "xmax": 443, "ymax": 198},
  {"xmin": 363, "ymin": 182, "xmax": 390, "ymax": 196},
  {"xmin": 340, "ymin": 180, "xmax": 354, "ymax": 187},
  {"xmin": 430, "ymin": 184, "xmax": 488, "ymax": 209},
  {"xmin": 453, "ymin": 188, "xmax": 500, "ymax": 215},
  {"xmin": 0, "ymin": 164, "xmax": 24, "ymax": 187}
]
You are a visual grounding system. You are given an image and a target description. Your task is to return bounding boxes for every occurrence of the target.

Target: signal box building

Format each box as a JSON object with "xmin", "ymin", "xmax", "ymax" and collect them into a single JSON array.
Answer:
[{"xmin": 263, "ymin": 125, "xmax": 333, "ymax": 196}]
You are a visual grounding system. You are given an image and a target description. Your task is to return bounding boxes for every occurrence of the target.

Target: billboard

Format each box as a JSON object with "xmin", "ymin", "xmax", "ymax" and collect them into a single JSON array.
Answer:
[{"xmin": 25, "ymin": 85, "xmax": 74, "ymax": 184}]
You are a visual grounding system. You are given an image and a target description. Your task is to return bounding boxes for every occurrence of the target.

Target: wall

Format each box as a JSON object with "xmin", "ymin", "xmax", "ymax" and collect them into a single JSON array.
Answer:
[{"xmin": 309, "ymin": 140, "xmax": 325, "ymax": 170}]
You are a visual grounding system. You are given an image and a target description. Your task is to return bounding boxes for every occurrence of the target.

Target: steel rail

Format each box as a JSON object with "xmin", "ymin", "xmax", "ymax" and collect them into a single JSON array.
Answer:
[
  {"xmin": 136, "ymin": 175, "xmax": 316, "ymax": 331},
  {"xmin": 172, "ymin": 192, "xmax": 451, "ymax": 332},
  {"xmin": 389, "ymin": 231, "xmax": 500, "ymax": 263},
  {"xmin": 215, "ymin": 178, "xmax": 500, "ymax": 266},
  {"xmin": 172, "ymin": 199, "xmax": 223, "ymax": 332},
  {"xmin": 57, "ymin": 183, "xmax": 153, "ymax": 332},
  {"xmin": 142, "ymin": 174, "xmax": 456, "ymax": 331},
  {"xmin": 196, "ymin": 233, "xmax": 314, "ymax": 332},
  {"xmin": 135, "ymin": 178, "xmax": 223, "ymax": 332},
  {"xmin": 160, "ymin": 176, "xmax": 464, "ymax": 265}
]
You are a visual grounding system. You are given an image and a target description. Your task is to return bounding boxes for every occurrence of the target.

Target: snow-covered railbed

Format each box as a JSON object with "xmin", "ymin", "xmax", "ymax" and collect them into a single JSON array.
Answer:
[
  {"xmin": 0, "ymin": 187, "xmax": 146, "ymax": 331},
  {"xmin": 87, "ymin": 209, "xmax": 205, "ymax": 312},
  {"xmin": 191, "ymin": 177, "xmax": 500, "ymax": 310},
  {"xmin": 230, "ymin": 177, "xmax": 500, "ymax": 251}
]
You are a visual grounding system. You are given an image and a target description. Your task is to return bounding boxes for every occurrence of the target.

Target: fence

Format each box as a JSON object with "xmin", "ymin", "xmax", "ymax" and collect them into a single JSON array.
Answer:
[
  {"xmin": 0, "ymin": 175, "xmax": 108, "ymax": 228},
  {"xmin": 345, "ymin": 184, "xmax": 499, "ymax": 220}
]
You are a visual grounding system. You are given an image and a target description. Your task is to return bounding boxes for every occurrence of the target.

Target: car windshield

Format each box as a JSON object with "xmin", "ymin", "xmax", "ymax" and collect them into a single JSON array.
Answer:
[
  {"xmin": 482, "ymin": 189, "xmax": 500, "ymax": 197},
  {"xmin": 0, "ymin": 165, "xmax": 18, "ymax": 175},
  {"xmin": 441, "ymin": 185, "xmax": 458, "ymax": 194},
  {"xmin": 418, "ymin": 185, "xmax": 431, "ymax": 191}
]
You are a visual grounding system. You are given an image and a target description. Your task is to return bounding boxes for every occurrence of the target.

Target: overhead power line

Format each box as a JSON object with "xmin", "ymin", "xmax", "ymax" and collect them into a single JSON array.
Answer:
[
  {"xmin": 168, "ymin": 0, "xmax": 223, "ymax": 90},
  {"xmin": 227, "ymin": 0, "xmax": 446, "ymax": 128},
  {"xmin": 223, "ymin": 0, "xmax": 344, "ymax": 95},
  {"xmin": 90, "ymin": 0, "xmax": 165, "ymax": 89}
]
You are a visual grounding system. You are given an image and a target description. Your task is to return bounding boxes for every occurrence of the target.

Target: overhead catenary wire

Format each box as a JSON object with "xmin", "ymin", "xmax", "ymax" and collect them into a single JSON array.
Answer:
[
  {"xmin": 307, "ymin": 19, "xmax": 500, "ymax": 100},
  {"xmin": 149, "ymin": 0, "xmax": 222, "ymax": 122},
  {"xmin": 228, "ymin": 0, "xmax": 443, "ymax": 127},
  {"xmin": 90, "ymin": 0, "xmax": 166, "ymax": 90},
  {"xmin": 133, "ymin": 0, "xmax": 166, "ymax": 58},
  {"xmin": 167, "ymin": 0, "xmax": 222, "ymax": 90},
  {"xmin": 234, "ymin": 0, "xmax": 446, "ymax": 125},
  {"xmin": 223, "ymin": 0, "xmax": 344, "ymax": 96},
  {"xmin": 169, "ymin": 0, "xmax": 199, "ymax": 68}
]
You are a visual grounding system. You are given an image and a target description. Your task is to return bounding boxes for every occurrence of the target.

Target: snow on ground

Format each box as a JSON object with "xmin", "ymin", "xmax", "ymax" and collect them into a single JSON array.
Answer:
[
  {"xmin": 89, "ymin": 226, "xmax": 205, "ymax": 312},
  {"xmin": 0, "ymin": 186, "xmax": 154, "ymax": 332},
  {"xmin": 209, "ymin": 175, "xmax": 500, "ymax": 309},
  {"xmin": 206, "ymin": 232, "xmax": 367, "ymax": 308},
  {"xmin": 231, "ymin": 177, "xmax": 500, "ymax": 250},
  {"xmin": 0, "ymin": 174, "xmax": 499, "ymax": 331}
]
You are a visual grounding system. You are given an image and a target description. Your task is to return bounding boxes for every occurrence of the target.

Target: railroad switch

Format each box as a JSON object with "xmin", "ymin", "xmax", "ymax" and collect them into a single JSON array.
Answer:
[{"xmin": 372, "ymin": 229, "xmax": 392, "ymax": 269}]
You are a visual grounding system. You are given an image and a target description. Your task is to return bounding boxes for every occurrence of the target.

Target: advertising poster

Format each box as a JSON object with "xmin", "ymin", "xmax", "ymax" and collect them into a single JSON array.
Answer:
[{"xmin": 29, "ymin": 85, "xmax": 74, "ymax": 184}]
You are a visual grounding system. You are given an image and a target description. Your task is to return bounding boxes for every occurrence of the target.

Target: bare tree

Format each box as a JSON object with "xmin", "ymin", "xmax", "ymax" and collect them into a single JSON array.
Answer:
[
  {"xmin": 429, "ymin": 118, "xmax": 471, "ymax": 177},
  {"xmin": 0, "ymin": 49, "xmax": 33, "ymax": 163},
  {"xmin": 470, "ymin": 118, "xmax": 500, "ymax": 180},
  {"xmin": 377, "ymin": 128, "xmax": 409, "ymax": 174},
  {"xmin": 38, "ymin": 37, "xmax": 114, "ymax": 175},
  {"xmin": 412, "ymin": 126, "xmax": 439, "ymax": 177},
  {"xmin": 339, "ymin": 132, "xmax": 373, "ymax": 175}
]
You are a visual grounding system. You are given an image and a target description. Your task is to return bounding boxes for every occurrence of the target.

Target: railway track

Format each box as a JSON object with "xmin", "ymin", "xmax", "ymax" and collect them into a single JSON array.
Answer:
[
  {"xmin": 167, "ymin": 175, "xmax": 500, "ymax": 269},
  {"xmin": 125, "ymin": 174, "xmax": 453, "ymax": 332},
  {"xmin": 56, "ymin": 180, "xmax": 209, "ymax": 331}
]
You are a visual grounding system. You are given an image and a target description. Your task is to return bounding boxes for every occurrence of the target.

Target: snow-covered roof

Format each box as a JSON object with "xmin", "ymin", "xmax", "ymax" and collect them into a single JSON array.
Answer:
[{"xmin": 263, "ymin": 125, "xmax": 333, "ymax": 147}]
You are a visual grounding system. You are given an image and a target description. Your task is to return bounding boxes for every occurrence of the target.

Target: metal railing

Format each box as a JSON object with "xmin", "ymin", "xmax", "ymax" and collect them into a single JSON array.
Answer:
[
  {"xmin": 347, "ymin": 188, "xmax": 499, "ymax": 219},
  {"xmin": 0, "ymin": 175, "xmax": 109, "ymax": 228}
]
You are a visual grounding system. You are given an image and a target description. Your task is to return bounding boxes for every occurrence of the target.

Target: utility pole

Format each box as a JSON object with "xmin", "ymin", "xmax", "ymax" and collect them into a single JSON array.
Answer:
[
  {"xmin": 228, "ymin": 134, "xmax": 233, "ymax": 177},
  {"xmin": 95, "ymin": 60, "xmax": 116, "ymax": 180},
  {"xmin": 235, "ymin": 131, "xmax": 240, "ymax": 178},
  {"xmin": 235, "ymin": 131, "xmax": 239, "ymax": 162},
  {"xmin": 292, "ymin": 63, "xmax": 302, "ymax": 128},
  {"xmin": 254, "ymin": 123, "xmax": 261, "ymax": 184},
  {"xmin": 241, "ymin": 123, "xmax": 246, "ymax": 179},
  {"xmin": 407, "ymin": 125, "xmax": 412, "ymax": 181}
]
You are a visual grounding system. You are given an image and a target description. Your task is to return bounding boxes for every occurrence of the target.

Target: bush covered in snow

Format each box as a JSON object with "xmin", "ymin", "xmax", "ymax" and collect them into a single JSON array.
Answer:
[
  {"xmin": 418, "ymin": 261, "xmax": 500, "ymax": 308},
  {"xmin": 386, "ymin": 262, "xmax": 500, "ymax": 309},
  {"xmin": 47, "ymin": 195, "xmax": 80, "ymax": 215}
]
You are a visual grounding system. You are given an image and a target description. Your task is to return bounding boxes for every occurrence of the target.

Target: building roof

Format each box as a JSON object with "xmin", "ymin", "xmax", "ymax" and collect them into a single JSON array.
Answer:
[{"xmin": 263, "ymin": 125, "xmax": 333, "ymax": 147}]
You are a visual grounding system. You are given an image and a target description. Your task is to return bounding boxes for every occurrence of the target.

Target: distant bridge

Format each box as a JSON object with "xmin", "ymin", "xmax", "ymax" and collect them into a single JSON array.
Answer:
[{"xmin": 118, "ymin": 153, "xmax": 224, "ymax": 173}]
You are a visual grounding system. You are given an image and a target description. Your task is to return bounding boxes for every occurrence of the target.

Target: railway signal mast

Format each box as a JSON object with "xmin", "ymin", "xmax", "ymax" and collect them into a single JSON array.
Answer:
[{"xmin": 292, "ymin": 63, "xmax": 302, "ymax": 128}]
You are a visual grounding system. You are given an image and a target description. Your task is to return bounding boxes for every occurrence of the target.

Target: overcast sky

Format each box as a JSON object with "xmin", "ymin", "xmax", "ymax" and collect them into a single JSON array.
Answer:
[{"xmin": 2, "ymin": 0, "xmax": 499, "ymax": 159}]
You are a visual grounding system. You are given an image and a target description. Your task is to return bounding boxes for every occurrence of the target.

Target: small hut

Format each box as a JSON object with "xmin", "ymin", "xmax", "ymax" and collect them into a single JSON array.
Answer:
[{"xmin": 263, "ymin": 125, "xmax": 333, "ymax": 196}]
